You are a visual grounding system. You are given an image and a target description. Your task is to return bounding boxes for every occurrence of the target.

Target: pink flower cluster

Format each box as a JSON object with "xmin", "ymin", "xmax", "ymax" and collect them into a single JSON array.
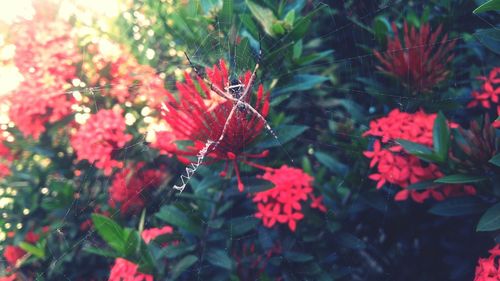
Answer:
[
  {"xmin": 0, "ymin": 135, "xmax": 14, "ymax": 178},
  {"xmin": 467, "ymin": 67, "xmax": 500, "ymax": 128},
  {"xmin": 108, "ymin": 163, "xmax": 166, "ymax": 214},
  {"xmin": 8, "ymin": 0, "xmax": 79, "ymax": 139},
  {"xmin": 363, "ymin": 109, "xmax": 476, "ymax": 202},
  {"xmin": 141, "ymin": 226, "xmax": 173, "ymax": 244},
  {"xmin": 108, "ymin": 258, "xmax": 153, "ymax": 281},
  {"xmin": 252, "ymin": 165, "xmax": 325, "ymax": 231},
  {"xmin": 71, "ymin": 109, "xmax": 132, "ymax": 175},
  {"xmin": 475, "ymin": 245, "xmax": 500, "ymax": 281}
]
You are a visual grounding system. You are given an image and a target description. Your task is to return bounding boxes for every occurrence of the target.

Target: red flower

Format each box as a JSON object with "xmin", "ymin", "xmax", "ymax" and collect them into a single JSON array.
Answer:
[
  {"xmin": 364, "ymin": 109, "xmax": 476, "ymax": 202},
  {"xmin": 141, "ymin": 226, "xmax": 173, "ymax": 244},
  {"xmin": 0, "ymin": 134, "xmax": 14, "ymax": 178},
  {"xmin": 108, "ymin": 162, "xmax": 166, "ymax": 214},
  {"xmin": 25, "ymin": 231, "xmax": 40, "ymax": 244},
  {"xmin": 7, "ymin": 0, "xmax": 79, "ymax": 139},
  {"xmin": 374, "ymin": 21, "xmax": 455, "ymax": 93},
  {"xmin": 3, "ymin": 245, "xmax": 26, "ymax": 266},
  {"xmin": 252, "ymin": 165, "xmax": 316, "ymax": 231},
  {"xmin": 108, "ymin": 258, "xmax": 153, "ymax": 281},
  {"xmin": 71, "ymin": 109, "xmax": 132, "ymax": 176},
  {"xmin": 468, "ymin": 68, "xmax": 500, "ymax": 126},
  {"xmin": 310, "ymin": 195, "xmax": 327, "ymax": 213},
  {"xmin": 475, "ymin": 245, "xmax": 500, "ymax": 281},
  {"xmin": 0, "ymin": 274, "xmax": 16, "ymax": 281},
  {"xmin": 160, "ymin": 59, "xmax": 270, "ymax": 190}
]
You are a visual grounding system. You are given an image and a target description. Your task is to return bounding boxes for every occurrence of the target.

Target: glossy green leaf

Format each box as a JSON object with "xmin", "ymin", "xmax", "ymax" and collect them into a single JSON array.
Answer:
[
  {"xmin": 283, "ymin": 251, "xmax": 314, "ymax": 262},
  {"xmin": 315, "ymin": 151, "xmax": 348, "ymax": 176},
  {"xmin": 429, "ymin": 197, "xmax": 486, "ymax": 216},
  {"xmin": 273, "ymin": 74, "xmax": 328, "ymax": 95},
  {"xmin": 257, "ymin": 125, "xmax": 308, "ymax": 148},
  {"xmin": 207, "ymin": 249, "xmax": 233, "ymax": 270},
  {"xmin": 19, "ymin": 242, "xmax": 45, "ymax": 259},
  {"xmin": 373, "ymin": 16, "xmax": 391, "ymax": 42},
  {"xmin": 406, "ymin": 180, "xmax": 440, "ymax": 190},
  {"xmin": 155, "ymin": 206, "xmax": 202, "ymax": 235},
  {"xmin": 475, "ymin": 28, "xmax": 500, "ymax": 55},
  {"xmin": 396, "ymin": 139, "xmax": 438, "ymax": 162},
  {"xmin": 220, "ymin": 0, "xmax": 234, "ymax": 27},
  {"xmin": 473, "ymin": 0, "xmax": 500, "ymax": 13},
  {"xmin": 477, "ymin": 202, "xmax": 500, "ymax": 231},
  {"xmin": 83, "ymin": 247, "xmax": 120, "ymax": 258},
  {"xmin": 91, "ymin": 214, "xmax": 126, "ymax": 253},
  {"xmin": 489, "ymin": 153, "xmax": 500, "ymax": 167},
  {"xmin": 434, "ymin": 174, "xmax": 488, "ymax": 184},
  {"xmin": 433, "ymin": 112, "xmax": 450, "ymax": 162},
  {"xmin": 246, "ymin": 0, "xmax": 277, "ymax": 36},
  {"xmin": 171, "ymin": 255, "xmax": 198, "ymax": 280},
  {"xmin": 228, "ymin": 216, "xmax": 259, "ymax": 236}
]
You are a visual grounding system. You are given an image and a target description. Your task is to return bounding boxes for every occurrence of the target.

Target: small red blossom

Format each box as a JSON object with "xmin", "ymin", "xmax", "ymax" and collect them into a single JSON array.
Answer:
[
  {"xmin": 468, "ymin": 67, "xmax": 500, "ymax": 126},
  {"xmin": 141, "ymin": 226, "xmax": 173, "ymax": 244},
  {"xmin": 108, "ymin": 162, "xmax": 166, "ymax": 213},
  {"xmin": 475, "ymin": 245, "xmax": 500, "ymax": 281},
  {"xmin": 71, "ymin": 109, "xmax": 132, "ymax": 176},
  {"xmin": 310, "ymin": 195, "xmax": 327, "ymax": 213},
  {"xmin": 252, "ymin": 165, "xmax": 315, "ymax": 231},
  {"xmin": 0, "ymin": 134, "xmax": 14, "ymax": 178},
  {"xmin": 25, "ymin": 231, "xmax": 40, "ymax": 244},
  {"xmin": 374, "ymin": 21, "xmax": 455, "ymax": 93},
  {"xmin": 160, "ymin": 59, "xmax": 270, "ymax": 190},
  {"xmin": 0, "ymin": 274, "xmax": 16, "ymax": 281},
  {"xmin": 364, "ymin": 109, "xmax": 476, "ymax": 202},
  {"xmin": 108, "ymin": 258, "xmax": 153, "ymax": 281},
  {"xmin": 3, "ymin": 245, "xmax": 26, "ymax": 266}
]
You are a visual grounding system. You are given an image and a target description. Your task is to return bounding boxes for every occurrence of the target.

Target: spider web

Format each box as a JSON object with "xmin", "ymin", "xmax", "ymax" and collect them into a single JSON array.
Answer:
[{"xmin": 0, "ymin": 0, "xmax": 497, "ymax": 280}]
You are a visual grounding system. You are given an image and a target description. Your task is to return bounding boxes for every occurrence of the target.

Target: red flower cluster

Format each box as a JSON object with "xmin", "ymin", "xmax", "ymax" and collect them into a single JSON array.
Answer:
[
  {"xmin": 159, "ymin": 59, "xmax": 270, "ymax": 190},
  {"xmin": 108, "ymin": 162, "xmax": 166, "ymax": 213},
  {"xmin": 252, "ymin": 165, "xmax": 323, "ymax": 231},
  {"xmin": 467, "ymin": 67, "xmax": 500, "ymax": 128},
  {"xmin": 363, "ymin": 109, "xmax": 476, "ymax": 202},
  {"xmin": 8, "ymin": 0, "xmax": 79, "ymax": 139},
  {"xmin": 108, "ymin": 258, "xmax": 153, "ymax": 281},
  {"xmin": 71, "ymin": 109, "xmax": 132, "ymax": 176},
  {"xmin": 374, "ymin": 21, "xmax": 455, "ymax": 93},
  {"xmin": 3, "ymin": 245, "xmax": 25, "ymax": 266},
  {"xmin": 141, "ymin": 226, "xmax": 173, "ymax": 244},
  {"xmin": 474, "ymin": 245, "xmax": 500, "ymax": 281},
  {"xmin": 0, "ymin": 274, "xmax": 16, "ymax": 281},
  {"xmin": 161, "ymin": 59, "xmax": 269, "ymax": 158},
  {"xmin": 0, "ymin": 135, "xmax": 14, "ymax": 178}
]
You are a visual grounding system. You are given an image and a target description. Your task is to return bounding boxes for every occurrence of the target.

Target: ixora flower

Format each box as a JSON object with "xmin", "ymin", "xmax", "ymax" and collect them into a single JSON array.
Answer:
[
  {"xmin": 71, "ymin": 108, "xmax": 132, "ymax": 176},
  {"xmin": 141, "ymin": 226, "xmax": 173, "ymax": 244},
  {"xmin": 7, "ymin": 0, "xmax": 78, "ymax": 140},
  {"xmin": 474, "ymin": 245, "xmax": 500, "ymax": 281},
  {"xmin": 159, "ymin": 59, "xmax": 270, "ymax": 191},
  {"xmin": 108, "ymin": 258, "xmax": 153, "ymax": 281},
  {"xmin": 3, "ymin": 245, "xmax": 25, "ymax": 266},
  {"xmin": 374, "ymin": 21, "xmax": 455, "ymax": 93},
  {"xmin": 363, "ymin": 109, "xmax": 476, "ymax": 203},
  {"xmin": 108, "ymin": 162, "xmax": 167, "ymax": 214},
  {"xmin": 250, "ymin": 164, "xmax": 324, "ymax": 231},
  {"xmin": 468, "ymin": 67, "xmax": 500, "ymax": 127}
]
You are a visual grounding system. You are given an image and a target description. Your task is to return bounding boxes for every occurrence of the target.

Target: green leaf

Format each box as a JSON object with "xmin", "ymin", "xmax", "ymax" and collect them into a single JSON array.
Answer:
[
  {"xmin": 19, "ymin": 242, "xmax": 45, "ymax": 259},
  {"xmin": 159, "ymin": 244, "xmax": 196, "ymax": 259},
  {"xmin": 239, "ymin": 14, "xmax": 259, "ymax": 39},
  {"xmin": 477, "ymin": 202, "xmax": 500, "ymax": 231},
  {"xmin": 124, "ymin": 230, "xmax": 141, "ymax": 257},
  {"xmin": 283, "ymin": 9, "xmax": 295, "ymax": 26},
  {"xmin": 335, "ymin": 232, "xmax": 366, "ymax": 250},
  {"xmin": 396, "ymin": 139, "xmax": 438, "ymax": 162},
  {"xmin": 91, "ymin": 214, "xmax": 126, "ymax": 253},
  {"xmin": 292, "ymin": 40, "xmax": 303, "ymax": 59},
  {"xmin": 228, "ymin": 216, "xmax": 259, "ymax": 236},
  {"xmin": 220, "ymin": 0, "xmax": 234, "ymax": 27},
  {"xmin": 429, "ymin": 197, "xmax": 486, "ymax": 216},
  {"xmin": 207, "ymin": 249, "xmax": 233, "ymax": 270},
  {"xmin": 83, "ymin": 247, "xmax": 120, "ymax": 258},
  {"xmin": 274, "ymin": 74, "xmax": 329, "ymax": 95},
  {"xmin": 257, "ymin": 125, "xmax": 308, "ymax": 148},
  {"xmin": 246, "ymin": 0, "xmax": 277, "ymax": 36},
  {"xmin": 433, "ymin": 112, "xmax": 450, "ymax": 162},
  {"xmin": 373, "ymin": 16, "xmax": 391, "ymax": 42},
  {"xmin": 406, "ymin": 180, "xmax": 440, "ymax": 191},
  {"xmin": 475, "ymin": 28, "xmax": 500, "ymax": 55},
  {"xmin": 171, "ymin": 255, "xmax": 198, "ymax": 280},
  {"xmin": 155, "ymin": 206, "xmax": 202, "ymax": 235},
  {"xmin": 314, "ymin": 151, "xmax": 348, "ymax": 176},
  {"xmin": 489, "ymin": 153, "xmax": 500, "ymax": 167},
  {"xmin": 283, "ymin": 251, "xmax": 314, "ymax": 262},
  {"xmin": 434, "ymin": 174, "xmax": 488, "ymax": 184},
  {"xmin": 473, "ymin": 0, "xmax": 500, "ymax": 13}
]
